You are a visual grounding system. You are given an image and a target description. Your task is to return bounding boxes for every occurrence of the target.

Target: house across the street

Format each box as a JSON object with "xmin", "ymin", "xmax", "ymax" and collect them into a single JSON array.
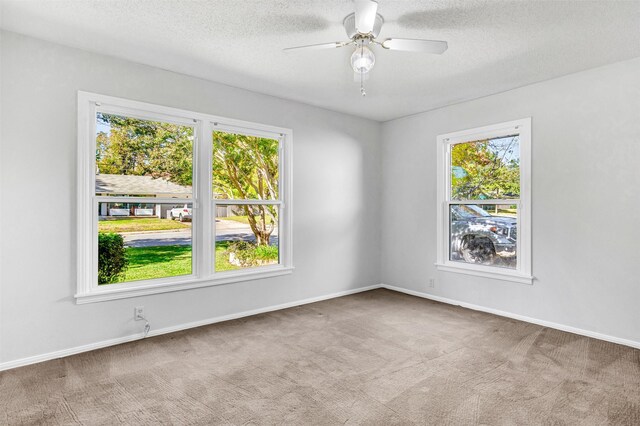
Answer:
[{"xmin": 95, "ymin": 173, "xmax": 191, "ymax": 218}]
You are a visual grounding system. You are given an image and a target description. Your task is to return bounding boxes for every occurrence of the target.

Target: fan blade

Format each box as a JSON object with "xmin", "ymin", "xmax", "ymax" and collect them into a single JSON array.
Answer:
[
  {"xmin": 381, "ymin": 38, "xmax": 448, "ymax": 54},
  {"xmin": 283, "ymin": 41, "xmax": 349, "ymax": 52},
  {"xmin": 355, "ymin": 0, "xmax": 378, "ymax": 34}
]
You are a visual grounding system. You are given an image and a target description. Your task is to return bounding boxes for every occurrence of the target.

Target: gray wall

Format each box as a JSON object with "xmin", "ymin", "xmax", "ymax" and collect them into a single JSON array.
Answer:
[
  {"xmin": 0, "ymin": 32, "xmax": 382, "ymax": 364},
  {"xmin": 381, "ymin": 56, "xmax": 640, "ymax": 344},
  {"xmin": 2, "ymin": 29, "xmax": 639, "ymax": 367}
]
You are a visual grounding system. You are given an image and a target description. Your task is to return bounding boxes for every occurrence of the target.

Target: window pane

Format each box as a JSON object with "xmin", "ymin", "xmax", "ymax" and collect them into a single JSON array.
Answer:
[
  {"xmin": 97, "ymin": 202, "xmax": 193, "ymax": 284},
  {"xmin": 449, "ymin": 204, "xmax": 517, "ymax": 269},
  {"xmin": 212, "ymin": 131, "xmax": 279, "ymax": 200},
  {"xmin": 215, "ymin": 204, "xmax": 279, "ymax": 272},
  {"xmin": 95, "ymin": 113, "xmax": 193, "ymax": 198},
  {"xmin": 451, "ymin": 135, "xmax": 519, "ymax": 201}
]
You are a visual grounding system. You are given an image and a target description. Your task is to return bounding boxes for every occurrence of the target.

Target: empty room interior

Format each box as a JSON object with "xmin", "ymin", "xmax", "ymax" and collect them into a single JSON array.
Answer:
[{"xmin": 1, "ymin": 0, "xmax": 640, "ymax": 424}]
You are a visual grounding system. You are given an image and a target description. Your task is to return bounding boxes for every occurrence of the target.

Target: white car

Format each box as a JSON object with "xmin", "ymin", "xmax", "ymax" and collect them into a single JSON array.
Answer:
[{"xmin": 170, "ymin": 204, "xmax": 192, "ymax": 222}]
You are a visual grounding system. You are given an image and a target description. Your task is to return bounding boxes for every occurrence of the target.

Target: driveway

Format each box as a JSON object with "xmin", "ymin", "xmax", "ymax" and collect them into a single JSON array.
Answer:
[{"xmin": 123, "ymin": 220, "xmax": 278, "ymax": 247}]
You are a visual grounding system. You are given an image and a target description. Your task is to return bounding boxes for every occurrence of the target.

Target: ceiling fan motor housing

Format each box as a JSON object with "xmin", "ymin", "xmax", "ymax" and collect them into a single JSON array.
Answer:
[{"xmin": 343, "ymin": 12, "xmax": 384, "ymax": 39}]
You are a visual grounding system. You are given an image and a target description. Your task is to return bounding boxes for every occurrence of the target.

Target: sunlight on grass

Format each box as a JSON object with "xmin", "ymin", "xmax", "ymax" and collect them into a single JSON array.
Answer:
[
  {"xmin": 120, "ymin": 245, "xmax": 192, "ymax": 282},
  {"xmin": 222, "ymin": 215, "xmax": 250, "ymax": 224},
  {"xmin": 496, "ymin": 209, "xmax": 517, "ymax": 218},
  {"xmin": 221, "ymin": 215, "xmax": 278, "ymax": 226},
  {"xmin": 103, "ymin": 240, "xmax": 283, "ymax": 284},
  {"xmin": 98, "ymin": 218, "xmax": 190, "ymax": 233},
  {"xmin": 215, "ymin": 241, "xmax": 239, "ymax": 272},
  {"xmin": 107, "ymin": 243, "xmax": 239, "ymax": 283}
]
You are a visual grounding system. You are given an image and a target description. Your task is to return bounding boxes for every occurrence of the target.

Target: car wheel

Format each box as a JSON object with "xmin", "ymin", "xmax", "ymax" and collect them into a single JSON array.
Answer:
[{"xmin": 460, "ymin": 236, "xmax": 496, "ymax": 265}]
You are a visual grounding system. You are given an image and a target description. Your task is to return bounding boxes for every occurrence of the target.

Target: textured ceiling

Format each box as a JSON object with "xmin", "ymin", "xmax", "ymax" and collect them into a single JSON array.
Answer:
[{"xmin": 2, "ymin": 0, "xmax": 640, "ymax": 121}]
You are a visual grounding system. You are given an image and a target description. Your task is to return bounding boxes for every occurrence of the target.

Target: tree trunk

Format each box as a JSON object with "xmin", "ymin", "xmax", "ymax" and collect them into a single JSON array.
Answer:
[
  {"xmin": 255, "ymin": 230, "xmax": 271, "ymax": 246},
  {"xmin": 244, "ymin": 206, "xmax": 272, "ymax": 246}
]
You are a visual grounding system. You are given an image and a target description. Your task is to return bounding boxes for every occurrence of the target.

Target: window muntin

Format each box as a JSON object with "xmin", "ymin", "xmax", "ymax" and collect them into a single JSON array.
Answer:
[
  {"xmin": 437, "ymin": 118, "xmax": 531, "ymax": 283},
  {"xmin": 77, "ymin": 92, "xmax": 293, "ymax": 302}
]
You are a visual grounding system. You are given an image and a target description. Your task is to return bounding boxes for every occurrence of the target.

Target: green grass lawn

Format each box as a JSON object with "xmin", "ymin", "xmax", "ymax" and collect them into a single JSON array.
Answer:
[
  {"xmin": 98, "ymin": 217, "xmax": 191, "ymax": 233},
  {"xmin": 121, "ymin": 245, "xmax": 193, "ymax": 282},
  {"xmin": 109, "ymin": 242, "xmax": 239, "ymax": 283},
  {"xmin": 496, "ymin": 209, "xmax": 517, "ymax": 218},
  {"xmin": 479, "ymin": 207, "xmax": 517, "ymax": 218},
  {"xmin": 104, "ymin": 240, "xmax": 284, "ymax": 284},
  {"xmin": 222, "ymin": 215, "xmax": 252, "ymax": 224},
  {"xmin": 222, "ymin": 215, "xmax": 277, "ymax": 225},
  {"xmin": 214, "ymin": 241, "xmax": 240, "ymax": 273}
]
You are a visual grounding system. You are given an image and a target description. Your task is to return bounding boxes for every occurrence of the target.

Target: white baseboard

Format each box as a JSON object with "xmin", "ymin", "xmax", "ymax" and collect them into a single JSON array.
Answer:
[
  {"xmin": 3, "ymin": 283, "xmax": 638, "ymax": 372},
  {"xmin": 0, "ymin": 284, "xmax": 381, "ymax": 372},
  {"xmin": 380, "ymin": 284, "xmax": 640, "ymax": 350}
]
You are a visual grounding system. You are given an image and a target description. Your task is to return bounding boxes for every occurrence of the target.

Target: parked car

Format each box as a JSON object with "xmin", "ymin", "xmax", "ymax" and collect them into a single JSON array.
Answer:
[
  {"xmin": 170, "ymin": 204, "xmax": 192, "ymax": 222},
  {"xmin": 450, "ymin": 204, "xmax": 517, "ymax": 267}
]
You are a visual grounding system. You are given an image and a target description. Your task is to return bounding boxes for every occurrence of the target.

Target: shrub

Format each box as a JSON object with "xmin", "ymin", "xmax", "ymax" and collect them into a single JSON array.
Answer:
[
  {"xmin": 253, "ymin": 244, "xmax": 279, "ymax": 261},
  {"xmin": 225, "ymin": 241, "xmax": 278, "ymax": 267},
  {"xmin": 98, "ymin": 232, "xmax": 128, "ymax": 284}
]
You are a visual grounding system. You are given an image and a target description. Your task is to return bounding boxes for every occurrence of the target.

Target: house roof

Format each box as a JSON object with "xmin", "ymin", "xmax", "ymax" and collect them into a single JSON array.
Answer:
[{"xmin": 95, "ymin": 174, "xmax": 191, "ymax": 195}]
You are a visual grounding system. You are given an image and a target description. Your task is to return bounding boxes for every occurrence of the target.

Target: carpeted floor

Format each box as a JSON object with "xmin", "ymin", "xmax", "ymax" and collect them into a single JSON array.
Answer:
[{"xmin": 2, "ymin": 289, "xmax": 639, "ymax": 425}]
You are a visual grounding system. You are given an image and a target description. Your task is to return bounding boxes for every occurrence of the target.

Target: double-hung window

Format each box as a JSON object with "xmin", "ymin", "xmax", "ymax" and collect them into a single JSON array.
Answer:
[
  {"xmin": 77, "ymin": 92, "xmax": 293, "ymax": 303},
  {"xmin": 436, "ymin": 118, "xmax": 532, "ymax": 284},
  {"xmin": 211, "ymin": 126, "xmax": 287, "ymax": 273}
]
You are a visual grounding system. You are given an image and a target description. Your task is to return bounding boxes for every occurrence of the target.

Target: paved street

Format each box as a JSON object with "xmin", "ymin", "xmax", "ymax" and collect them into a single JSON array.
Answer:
[{"xmin": 123, "ymin": 220, "xmax": 278, "ymax": 247}]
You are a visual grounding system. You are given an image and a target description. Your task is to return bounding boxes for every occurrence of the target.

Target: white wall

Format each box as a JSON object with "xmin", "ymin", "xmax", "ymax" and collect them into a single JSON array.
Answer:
[
  {"xmin": 0, "ymin": 32, "xmax": 382, "ymax": 365},
  {"xmin": 2, "ymin": 28, "xmax": 639, "ymax": 368},
  {"xmin": 381, "ymin": 57, "xmax": 640, "ymax": 344}
]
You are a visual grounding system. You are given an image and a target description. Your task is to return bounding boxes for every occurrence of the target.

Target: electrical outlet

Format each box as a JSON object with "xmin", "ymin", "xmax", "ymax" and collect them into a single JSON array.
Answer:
[
  {"xmin": 134, "ymin": 306, "xmax": 145, "ymax": 321},
  {"xmin": 428, "ymin": 278, "xmax": 435, "ymax": 288}
]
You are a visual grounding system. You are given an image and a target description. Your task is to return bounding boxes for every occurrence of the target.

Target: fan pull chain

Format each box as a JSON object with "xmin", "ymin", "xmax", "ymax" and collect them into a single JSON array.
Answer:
[{"xmin": 360, "ymin": 43, "xmax": 366, "ymax": 96}]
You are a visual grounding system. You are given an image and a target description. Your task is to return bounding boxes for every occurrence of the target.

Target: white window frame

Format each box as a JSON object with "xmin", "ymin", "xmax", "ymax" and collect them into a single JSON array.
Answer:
[
  {"xmin": 436, "ymin": 118, "xmax": 532, "ymax": 284},
  {"xmin": 76, "ymin": 92, "xmax": 293, "ymax": 303}
]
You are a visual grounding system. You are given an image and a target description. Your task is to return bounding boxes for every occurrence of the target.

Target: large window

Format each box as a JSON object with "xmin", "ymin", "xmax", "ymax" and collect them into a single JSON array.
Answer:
[
  {"xmin": 77, "ymin": 92, "xmax": 292, "ymax": 303},
  {"xmin": 436, "ymin": 118, "xmax": 532, "ymax": 284}
]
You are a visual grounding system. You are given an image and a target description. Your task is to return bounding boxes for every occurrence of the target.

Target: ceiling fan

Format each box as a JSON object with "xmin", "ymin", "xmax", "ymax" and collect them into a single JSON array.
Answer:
[{"xmin": 283, "ymin": 0, "xmax": 448, "ymax": 96}]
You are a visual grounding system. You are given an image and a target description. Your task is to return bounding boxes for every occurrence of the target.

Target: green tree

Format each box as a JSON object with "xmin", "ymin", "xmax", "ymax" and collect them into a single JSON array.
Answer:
[
  {"xmin": 451, "ymin": 136, "xmax": 520, "ymax": 200},
  {"xmin": 96, "ymin": 113, "xmax": 193, "ymax": 187},
  {"xmin": 213, "ymin": 132, "xmax": 279, "ymax": 246}
]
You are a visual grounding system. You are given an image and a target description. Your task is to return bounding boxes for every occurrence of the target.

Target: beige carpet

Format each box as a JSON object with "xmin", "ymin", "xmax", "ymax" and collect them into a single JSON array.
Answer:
[{"xmin": 1, "ymin": 289, "xmax": 639, "ymax": 425}]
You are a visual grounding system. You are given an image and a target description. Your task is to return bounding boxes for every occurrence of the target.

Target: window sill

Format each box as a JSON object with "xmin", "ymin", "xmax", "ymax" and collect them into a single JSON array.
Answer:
[
  {"xmin": 75, "ymin": 266, "xmax": 295, "ymax": 304},
  {"xmin": 435, "ymin": 263, "xmax": 533, "ymax": 285}
]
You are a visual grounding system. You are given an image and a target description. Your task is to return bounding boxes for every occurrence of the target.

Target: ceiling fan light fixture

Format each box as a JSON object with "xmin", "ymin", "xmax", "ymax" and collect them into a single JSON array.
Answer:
[
  {"xmin": 351, "ymin": 45, "xmax": 375, "ymax": 74},
  {"xmin": 283, "ymin": 0, "xmax": 449, "ymax": 96}
]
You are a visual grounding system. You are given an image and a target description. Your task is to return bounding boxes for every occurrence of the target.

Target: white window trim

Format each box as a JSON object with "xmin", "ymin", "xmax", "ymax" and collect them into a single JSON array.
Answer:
[
  {"xmin": 76, "ymin": 91, "xmax": 293, "ymax": 304},
  {"xmin": 435, "ymin": 118, "xmax": 532, "ymax": 284}
]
